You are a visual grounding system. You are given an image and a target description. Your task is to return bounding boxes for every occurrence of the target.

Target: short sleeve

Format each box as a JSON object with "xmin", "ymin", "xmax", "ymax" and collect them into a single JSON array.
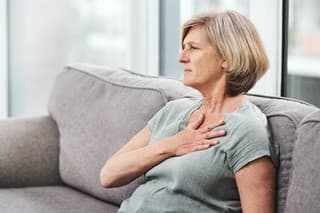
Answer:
[
  {"xmin": 147, "ymin": 103, "xmax": 169, "ymax": 133},
  {"xmin": 226, "ymin": 123, "xmax": 273, "ymax": 174}
]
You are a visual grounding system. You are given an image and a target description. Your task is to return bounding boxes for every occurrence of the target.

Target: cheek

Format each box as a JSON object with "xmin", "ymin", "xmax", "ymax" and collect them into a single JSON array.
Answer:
[{"xmin": 194, "ymin": 59, "xmax": 212, "ymax": 77}]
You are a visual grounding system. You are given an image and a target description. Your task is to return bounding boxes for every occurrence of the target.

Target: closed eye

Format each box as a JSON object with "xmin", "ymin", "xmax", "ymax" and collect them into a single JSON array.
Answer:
[
  {"xmin": 190, "ymin": 45, "xmax": 199, "ymax": 50},
  {"xmin": 181, "ymin": 44, "xmax": 200, "ymax": 51}
]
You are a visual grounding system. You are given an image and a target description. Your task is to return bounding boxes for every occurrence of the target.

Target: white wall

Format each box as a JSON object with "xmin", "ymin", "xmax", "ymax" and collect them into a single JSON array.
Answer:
[{"xmin": 0, "ymin": 0, "xmax": 8, "ymax": 118}]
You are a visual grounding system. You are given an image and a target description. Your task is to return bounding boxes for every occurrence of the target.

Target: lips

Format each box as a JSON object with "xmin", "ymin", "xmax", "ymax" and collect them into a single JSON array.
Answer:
[{"xmin": 184, "ymin": 69, "xmax": 192, "ymax": 72}]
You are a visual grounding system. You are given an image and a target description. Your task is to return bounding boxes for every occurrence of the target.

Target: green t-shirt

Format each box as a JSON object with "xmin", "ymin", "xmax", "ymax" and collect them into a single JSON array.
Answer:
[{"xmin": 118, "ymin": 97, "xmax": 278, "ymax": 213}]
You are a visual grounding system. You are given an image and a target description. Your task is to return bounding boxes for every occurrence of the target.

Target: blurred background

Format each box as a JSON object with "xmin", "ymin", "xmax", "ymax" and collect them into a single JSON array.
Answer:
[{"xmin": 0, "ymin": 0, "xmax": 319, "ymax": 118}]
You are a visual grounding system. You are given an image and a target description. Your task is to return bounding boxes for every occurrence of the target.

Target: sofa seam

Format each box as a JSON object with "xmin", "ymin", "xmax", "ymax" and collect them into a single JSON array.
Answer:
[{"xmin": 298, "ymin": 110, "xmax": 320, "ymax": 126}]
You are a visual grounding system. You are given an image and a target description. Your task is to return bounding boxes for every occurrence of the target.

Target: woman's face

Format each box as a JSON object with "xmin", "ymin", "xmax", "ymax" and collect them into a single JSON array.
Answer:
[{"xmin": 179, "ymin": 25, "xmax": 225, "ymax": 91}]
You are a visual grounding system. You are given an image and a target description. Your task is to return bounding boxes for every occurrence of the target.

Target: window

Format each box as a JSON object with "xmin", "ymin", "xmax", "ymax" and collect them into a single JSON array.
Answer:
[
  {"xmin": 286, "ymin": 0, "xmax": 320, "ymax": 107},
  {"xmin": 8, "ymin": 0, "xmax": 157, "ymax": 117}
]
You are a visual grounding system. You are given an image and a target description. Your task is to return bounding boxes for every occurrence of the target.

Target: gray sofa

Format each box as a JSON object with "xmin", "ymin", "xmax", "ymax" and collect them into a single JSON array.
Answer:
[{"xmin": 0, "ymin": 64, "xmax": 319, "ymax": 213}]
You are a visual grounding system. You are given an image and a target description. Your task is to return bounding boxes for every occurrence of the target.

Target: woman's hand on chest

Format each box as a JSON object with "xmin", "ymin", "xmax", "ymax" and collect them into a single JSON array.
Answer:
[{"xmin": 168, "ymin": 112, "xmax": 226, "ymax": 157}]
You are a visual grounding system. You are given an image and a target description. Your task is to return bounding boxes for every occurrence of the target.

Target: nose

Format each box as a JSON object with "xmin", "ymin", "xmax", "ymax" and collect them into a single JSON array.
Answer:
[{"xmin": 178, "ymin": 49, "xmax": 190, "ymax": 63}]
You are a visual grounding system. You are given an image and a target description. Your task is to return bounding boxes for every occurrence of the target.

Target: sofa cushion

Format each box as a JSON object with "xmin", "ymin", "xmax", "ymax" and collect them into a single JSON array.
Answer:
[
  {"xmin": 0, "ymin": 186, "xmax": 118, "ymax": 213},
  {"xmin": 284, "ymin": 110, "xmax": 320, "ymax": 213},
  {"xmin": 247, "ymin": 95, "xmax": 318, "ymax": 213},
  {"xmin": 48, "ymin": 64, "xmax": 194, "ymax": 205}
]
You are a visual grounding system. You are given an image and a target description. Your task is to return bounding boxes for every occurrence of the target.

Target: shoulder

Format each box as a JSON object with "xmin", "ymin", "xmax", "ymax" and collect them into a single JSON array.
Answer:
[
  {"xmin": 223, "ymin": 102, "xmax": 275, "ymax": 173},
  {"xmin": 228, "ymin": 101, "xmax": 268, "ymax": 139}
]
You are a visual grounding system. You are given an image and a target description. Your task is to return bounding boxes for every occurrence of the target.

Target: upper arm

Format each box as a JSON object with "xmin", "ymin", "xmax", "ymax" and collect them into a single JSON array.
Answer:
[
  {"xmin": 112, "ymin": 125, "xmax": 152, "ymax": 157},
  {"xmin": 235, "ymin": 156, "xmax": 276, "ymax": 213}
]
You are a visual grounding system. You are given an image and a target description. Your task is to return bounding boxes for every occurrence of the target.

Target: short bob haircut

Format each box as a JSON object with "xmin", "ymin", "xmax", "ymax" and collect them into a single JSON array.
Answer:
[{"xmin": 181, "ymin": 10, "xmax": 269, "ymax": 97}]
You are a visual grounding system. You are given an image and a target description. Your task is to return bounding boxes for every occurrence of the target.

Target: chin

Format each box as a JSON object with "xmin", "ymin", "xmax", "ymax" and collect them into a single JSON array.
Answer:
[
  {"xmin": 183, "ymin": 72, "xmax": 200, "ymax": 89},
  {"xmin": 183, "ymin": 78, "xmax": 197, "ymax": 88}
]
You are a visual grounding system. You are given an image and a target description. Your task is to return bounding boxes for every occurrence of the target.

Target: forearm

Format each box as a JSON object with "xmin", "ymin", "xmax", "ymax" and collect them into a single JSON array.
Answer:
[
  {"xmin": 100, "ymin": 116, "xmax": 225, "ymax": 188},
  {"xmin": 100, "ymin": 136, "xmax": 174, "ymax": 188}
]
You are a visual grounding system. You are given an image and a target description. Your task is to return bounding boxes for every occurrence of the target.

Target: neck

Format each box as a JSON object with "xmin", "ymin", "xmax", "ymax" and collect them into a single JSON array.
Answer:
[
  {"xmin": 195, "ymin": 74, "xmax": 245, "ymax": 115},
  {"xmin": 199, "ymin": 93, "xmax": 246, "ymax": 115}
]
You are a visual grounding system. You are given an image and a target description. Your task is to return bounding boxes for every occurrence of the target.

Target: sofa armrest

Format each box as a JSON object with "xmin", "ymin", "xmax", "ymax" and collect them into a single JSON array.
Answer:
[
  {"xmin": 285, "ymin": 110, "xmax": 320, "ymax": 213},
  {"xmin": 0, "ymin": 115, "xmax": 62, "ymax": 187}
]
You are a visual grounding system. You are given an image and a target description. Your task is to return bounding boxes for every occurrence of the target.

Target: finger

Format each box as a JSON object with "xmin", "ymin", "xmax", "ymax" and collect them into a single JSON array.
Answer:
[
  {"xmin": 198, "ymin": 139, "xmax": 220, "ymax": 146},
  {"xmin": 194, "ymin": 144, "xmax": 210, "ymax": 151},
  {"xmin": 193, "ymin": 140, "xmax": 220, "ymax": 152},
  {"xmin": 203, "ymin": 130, "xmax": 226, "ymax": 139},
  {"xmin": 199, "ymin": 120, "xmax": 225, "ymax": 133},
  {"xmin": 189, "ymin": 112, "xmax": 205, "ymax": 130},
  {"xmin": 206, "ymin": 140, "xmax": 220, "ymax": 146}
]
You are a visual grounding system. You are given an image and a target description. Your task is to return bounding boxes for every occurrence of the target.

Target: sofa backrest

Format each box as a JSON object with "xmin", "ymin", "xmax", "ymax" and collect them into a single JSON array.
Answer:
[{"xmin": 48, "ymin": 64, "xmax": 195, "ymax": 205}]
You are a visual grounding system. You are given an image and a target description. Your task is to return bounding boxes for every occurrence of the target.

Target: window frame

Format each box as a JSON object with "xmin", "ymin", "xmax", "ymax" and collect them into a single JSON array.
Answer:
[{"xmin": 281, "ymin": 0, "xmax": 289, "ymax": 96}]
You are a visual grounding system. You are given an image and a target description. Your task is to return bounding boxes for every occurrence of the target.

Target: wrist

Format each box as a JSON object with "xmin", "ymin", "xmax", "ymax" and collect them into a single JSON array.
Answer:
[{"xmin": 152, "ymin": 136, "xmax": 176, "ymax": 158}]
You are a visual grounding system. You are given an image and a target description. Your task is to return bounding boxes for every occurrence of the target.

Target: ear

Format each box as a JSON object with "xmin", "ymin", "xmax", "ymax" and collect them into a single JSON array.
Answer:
[{"xmin": 221, "ymin": 61, "xmax": 227, "ymax": 69}]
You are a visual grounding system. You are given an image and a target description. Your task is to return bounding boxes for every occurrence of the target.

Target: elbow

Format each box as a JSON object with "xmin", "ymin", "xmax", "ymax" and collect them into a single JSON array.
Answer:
[
  {"xmin": 99, "ymin": 169, "xmax": 115, "ymax": 188},
  {"xmin": 99, "ymin": 172, "xmax": 109, "ymax": 188},
  {"xmin": 100, "ymin": 178, "xmax": 110, "ymax": 189}
]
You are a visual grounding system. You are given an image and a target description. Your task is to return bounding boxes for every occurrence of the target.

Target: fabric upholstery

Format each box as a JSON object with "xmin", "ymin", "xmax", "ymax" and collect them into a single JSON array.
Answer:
[
  {"xmin": 0, "ymin": 186, "xmax": 118, "ymax": 213},
  {"xmin": 48, "ymin": 64, "xmax": 193, "ymax": 205},
  {"xmin": 0, "ymin": 115, "xmax": 61, "ymax": 187},
  {"xmin": 285, "ymin": 110, "xmax": 320, "ymax": 213},
  {"xmin": 247, "ymin": 95, "xmax": 318, "ymax": 213}
]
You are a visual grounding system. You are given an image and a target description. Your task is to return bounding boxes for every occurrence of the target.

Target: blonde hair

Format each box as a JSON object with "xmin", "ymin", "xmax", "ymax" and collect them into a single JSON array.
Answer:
[{"xmin": 181, "ymin": 10, "xmax": 269, "ymax": 96}]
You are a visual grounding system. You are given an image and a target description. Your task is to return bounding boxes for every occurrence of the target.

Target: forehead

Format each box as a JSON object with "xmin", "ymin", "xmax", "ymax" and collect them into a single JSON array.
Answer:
[{"xmin": 183, "ymin": 25, "xmax": 209, "ymax": 44}]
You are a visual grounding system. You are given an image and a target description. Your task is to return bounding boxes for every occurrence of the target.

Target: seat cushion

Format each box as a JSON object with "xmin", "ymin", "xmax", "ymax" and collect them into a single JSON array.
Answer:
[
  {"xmin": 285, "ymin": 110, "xmax": 320, "ymax": 213},
  {"xmin": 247, "ymin": 94, "xmax": 318, "ymax": 213},
  {"xmin": 0, "ymin": 186, "xmax": 118, "ymax": 213},
  {"xmin": 48, "ymin": 64, "xmax": 193, "ymax": 205}
]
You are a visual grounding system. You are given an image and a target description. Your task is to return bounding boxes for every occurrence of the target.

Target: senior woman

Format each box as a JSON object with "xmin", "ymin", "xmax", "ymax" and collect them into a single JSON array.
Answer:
[{"xmin": 100, "ymin": 10, "xmax": 278, "ymax": 213}]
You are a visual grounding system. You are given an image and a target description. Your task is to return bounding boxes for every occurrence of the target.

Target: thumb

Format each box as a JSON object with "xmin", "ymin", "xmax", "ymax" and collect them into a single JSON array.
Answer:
[{"xmin": 189, "ymin": 112, "xmax": 205, "ymax": 130}]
